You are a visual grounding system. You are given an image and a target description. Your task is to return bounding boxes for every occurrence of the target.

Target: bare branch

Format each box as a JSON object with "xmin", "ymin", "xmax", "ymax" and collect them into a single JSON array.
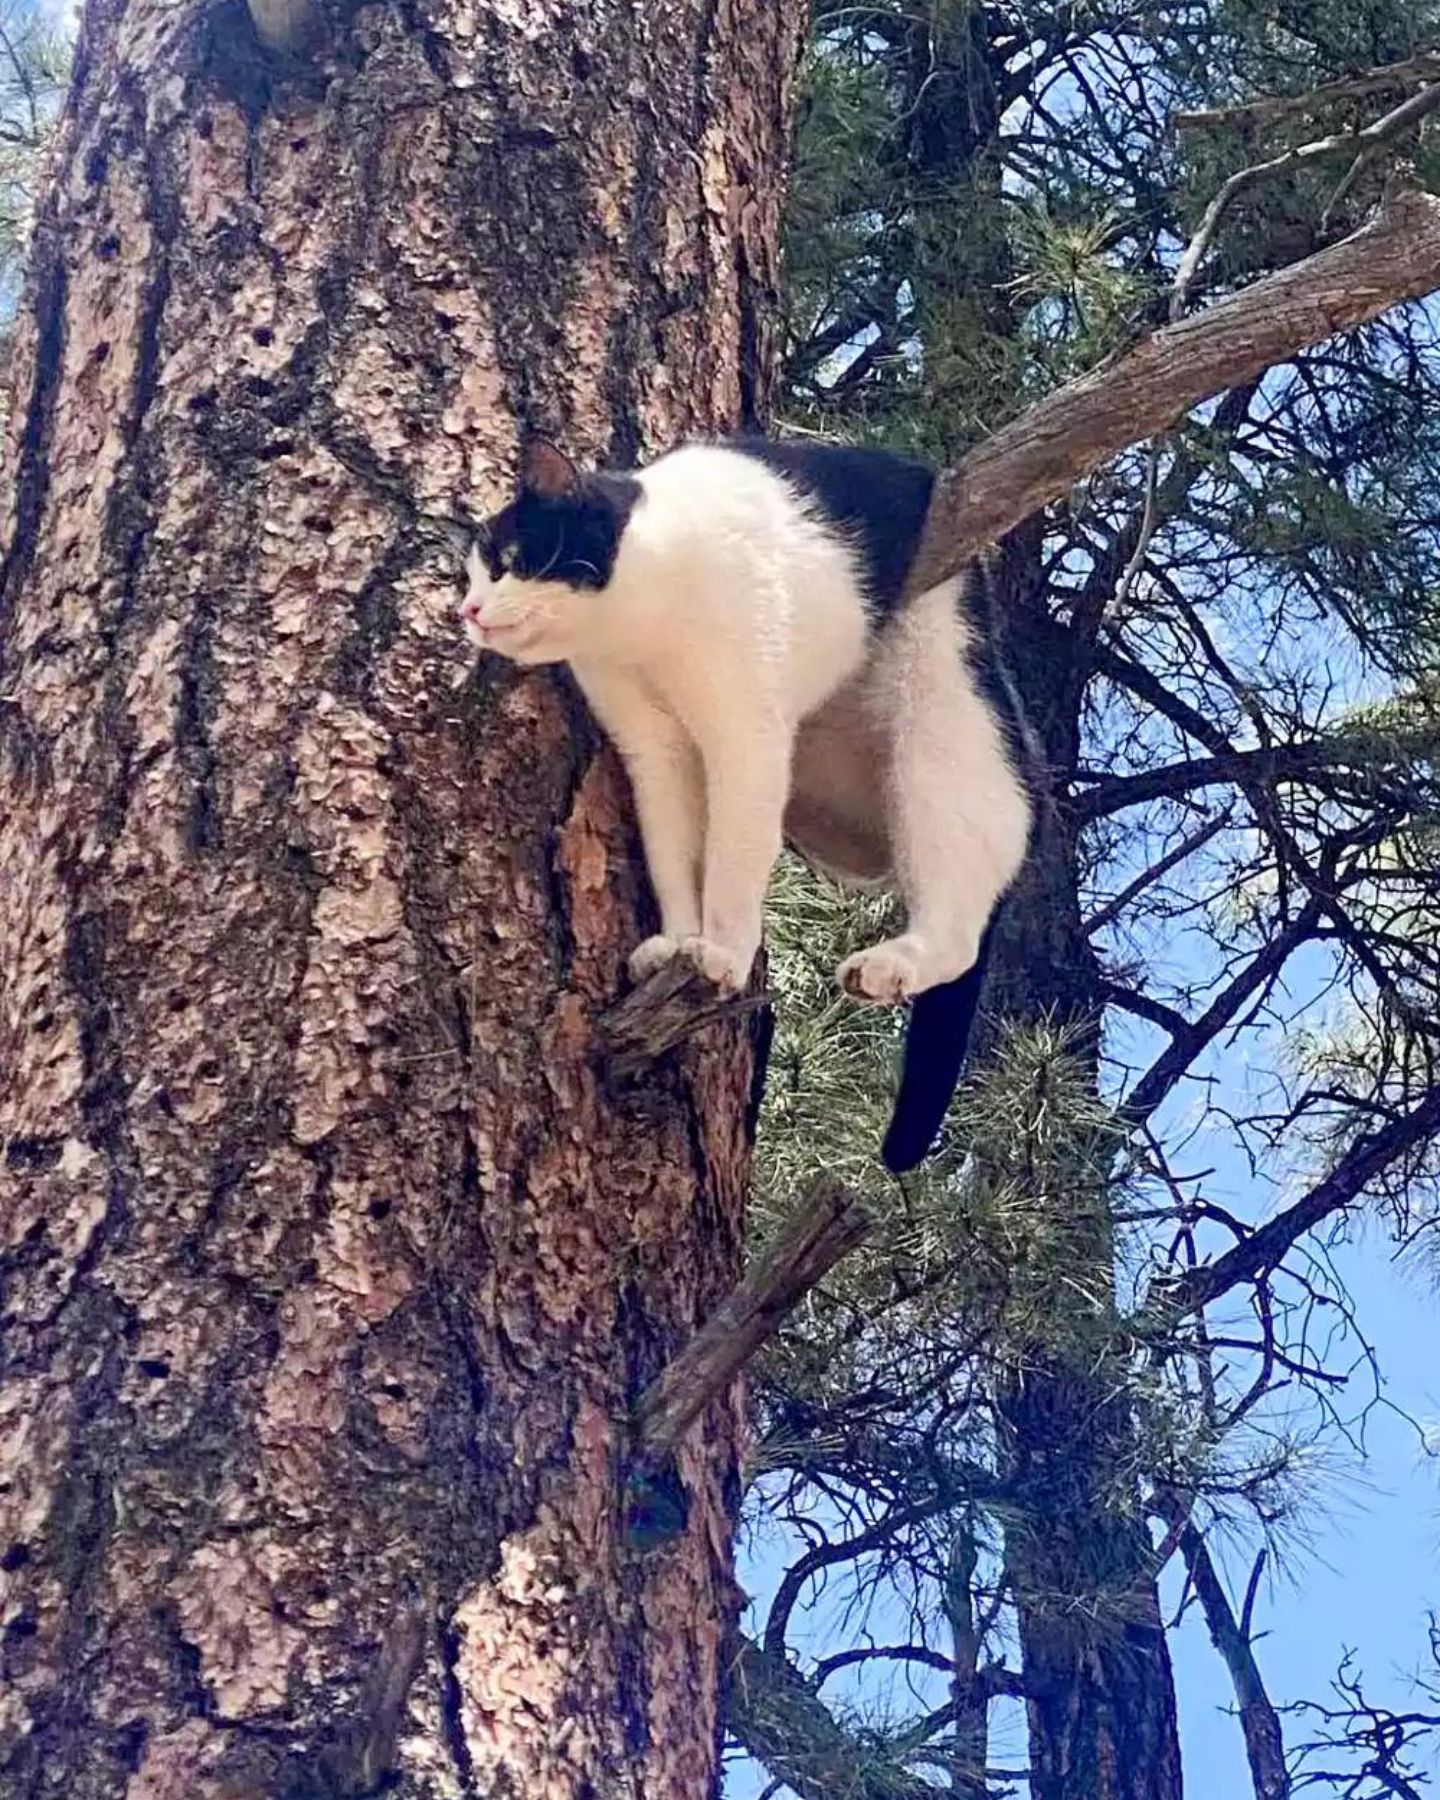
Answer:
[
  {"xmin": 908, "ymin": 183, "xmax": 1440, "ymax": 596},
  {"xmin": 1168, "ymin": 1083, "xmax": 1440, "ymax": 1315},
  {"xmin": 1073, "ymin": 743, "xmax": 1388, "ymax": 822},
  {"xmin": 1095, "ymin": 979, "xmax": 1193, "ymax": 1040},
  {"xmin": 1083, "ymin": 812, "xmax": 1232, "ymax": 935},
  {"xmin": 1168, "ymin": 1510, "xmax": 1289, "ymax": 1800},
  {"xmin": 764, "ymin": 1494, "xmax": 955, "ymax": 1663},
  {"xmin": 1120, "ymin": 898, "xmax": 1326, "ymax": 1129},
  {"xmin": 813, "ymin": 1644, "xmax": 956, "ymax": 1684},
  {"xmin": 1172, "ymin": 84, "xmax": 1440, "ymax": 316}
]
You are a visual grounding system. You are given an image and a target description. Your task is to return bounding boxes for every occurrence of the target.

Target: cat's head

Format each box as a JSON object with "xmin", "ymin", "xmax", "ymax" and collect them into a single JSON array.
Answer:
[{"xmin": 459, "ymin": 439, "xmax": 642, "ymax": 665}]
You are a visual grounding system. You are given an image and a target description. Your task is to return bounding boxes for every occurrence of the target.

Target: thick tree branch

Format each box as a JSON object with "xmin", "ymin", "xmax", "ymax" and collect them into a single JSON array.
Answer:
[{"xmin": 907, "ymin": 183, "xmax": 1440, "ymax": 596}]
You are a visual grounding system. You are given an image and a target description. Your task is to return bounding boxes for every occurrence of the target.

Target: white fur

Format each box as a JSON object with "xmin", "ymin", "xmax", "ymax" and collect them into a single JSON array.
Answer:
[{"xmin": 460, "ymin": 445, "xmax": 1030, "ymax": 997}]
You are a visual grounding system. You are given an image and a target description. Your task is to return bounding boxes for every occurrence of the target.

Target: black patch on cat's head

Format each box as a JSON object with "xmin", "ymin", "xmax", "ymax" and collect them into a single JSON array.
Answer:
[{"xmin": 476, "ymin": 438, "xmax": 642, "ymax": 590}]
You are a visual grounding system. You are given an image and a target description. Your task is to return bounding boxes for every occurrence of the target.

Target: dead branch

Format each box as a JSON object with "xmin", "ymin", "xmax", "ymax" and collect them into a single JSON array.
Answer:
[
  {"xmin": 632, "ymin": 1176, "xmax": 872, "ymax": 1461},
  {"xmin": 1165, "ymin": 1507, "xmax": 1289, "ymax": 1800},
  {"xmin": 907, "ymin": 181, "xmax": 1440, "ymax": 597}
]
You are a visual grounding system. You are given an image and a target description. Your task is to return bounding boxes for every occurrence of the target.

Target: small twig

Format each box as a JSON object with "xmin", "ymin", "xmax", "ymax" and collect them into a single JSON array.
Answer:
[
  {"xmin": 598, "ymin": 954, "xmax": 770, "ymax": 1080},
  {"xmin": 1171, "ymin": 82, "xmax": 1440, "ymax": 319},
  {"xmin": 1175, "ymin": 51, "xmax": 1440, "ymax": 134},
  {"xmin": 632, "ymin": 1176, "xmax": 873, "ymax": 1461},
  {"xmin": 1239, "ymin": 1548, "xmax": 1267, "ymax": 1642},
  {"xmin": 1111, "ymin": 435, "xmax": 1163, "ymax": 602}
]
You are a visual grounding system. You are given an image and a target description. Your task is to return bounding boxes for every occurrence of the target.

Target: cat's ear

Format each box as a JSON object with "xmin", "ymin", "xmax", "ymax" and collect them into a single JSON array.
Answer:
[{"xmin": 519, "ymin": 437, "xmax": 581, "ymax": 501}]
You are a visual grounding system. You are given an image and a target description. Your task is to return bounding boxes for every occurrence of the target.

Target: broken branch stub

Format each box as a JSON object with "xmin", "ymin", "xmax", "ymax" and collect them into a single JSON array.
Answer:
[
  {"xmin": 633, "ymin": 1175, "xmax": 874, "ymax": 1462},
  {"xmin": 598, "ymin": 954, "xmax": 770, "ymax": 1079}
]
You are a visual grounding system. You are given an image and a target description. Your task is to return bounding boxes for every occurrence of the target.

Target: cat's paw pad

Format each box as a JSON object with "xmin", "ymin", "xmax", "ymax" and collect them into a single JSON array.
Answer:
[
  {"xmin": 680, "ymin": 936, "xmax": 753, "ymax": 995},
  {"xmin": 837, "ymin": 941, "xmax": 924, "ymax": 1004},
  {"xmin": 628, "ymin": 935, "xmax": 685, "ymax": 981}
]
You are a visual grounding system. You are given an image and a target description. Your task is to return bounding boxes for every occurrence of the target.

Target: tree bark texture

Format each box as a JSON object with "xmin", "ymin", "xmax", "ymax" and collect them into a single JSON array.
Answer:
[
  {"xmin": 0, "ymin": 0, "xmax": 802, "ymax": 1794},
  {"xmin": 983, "ymin": 531, "xmax": 1183, "ymax": 1800}
]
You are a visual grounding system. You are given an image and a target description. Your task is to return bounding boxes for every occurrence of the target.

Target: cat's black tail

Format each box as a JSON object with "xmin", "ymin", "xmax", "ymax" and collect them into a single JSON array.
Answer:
[{"xmin": 881, "ymin": 920, "xmax": 997, "ymax": 1173}]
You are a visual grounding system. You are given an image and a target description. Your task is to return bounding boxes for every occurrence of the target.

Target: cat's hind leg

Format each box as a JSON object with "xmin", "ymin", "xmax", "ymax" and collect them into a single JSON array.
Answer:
[{"xmin": 836, "ymin": 578, "xmax": 1029, "ymax": 1002}]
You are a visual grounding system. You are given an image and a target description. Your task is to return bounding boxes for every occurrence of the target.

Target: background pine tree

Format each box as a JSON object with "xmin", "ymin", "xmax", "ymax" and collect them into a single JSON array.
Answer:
[{"xmin": 733, "ymin": 5, "xmax": 1440, "ymax": 1797}]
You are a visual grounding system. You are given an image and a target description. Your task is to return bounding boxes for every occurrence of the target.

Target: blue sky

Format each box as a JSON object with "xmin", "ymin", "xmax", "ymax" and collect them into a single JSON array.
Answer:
[
  {"xmin": 727, "ymin": 986, "xmax": 1440, "ymax": 1798},
  {"xmin": 727, "ymin": 1192, "xmax": 1440, "ymax": 1797},
  {"xmin": 1168, "ymin": 1222, "xmax": 1439, "ymax": 1792}
]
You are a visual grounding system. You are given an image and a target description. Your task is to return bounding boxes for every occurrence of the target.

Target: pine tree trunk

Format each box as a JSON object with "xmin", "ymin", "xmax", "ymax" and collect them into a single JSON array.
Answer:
[
  {"xmin": 986, "ymin": 533, "xmax": 1183, "ymax": 1800},
  {"xmin": 0, "ymin": 1, "xmax": 801, "ymax": 1794}
]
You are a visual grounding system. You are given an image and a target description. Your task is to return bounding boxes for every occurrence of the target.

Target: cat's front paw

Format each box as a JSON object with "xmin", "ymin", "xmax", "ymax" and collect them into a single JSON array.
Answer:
[
  {"xmin": 680, "ymin": 935, "xmax": 753, "ymax": 995},
  {"xmin": 837, "ymin": 938, "xmax": 925, "ymax": 1004},
  {"xmin": 629, "ymin": 934, "xmax": 684, "ymax": 981}
]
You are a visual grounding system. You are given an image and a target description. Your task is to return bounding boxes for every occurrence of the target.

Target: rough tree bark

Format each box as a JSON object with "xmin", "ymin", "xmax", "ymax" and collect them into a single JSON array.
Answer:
[
  {"xmin": 983, "ymin": 528, "xmax": 1184, "ymax": 1800},
  {"xmin": 897, "ymin": 22, "xmax": 1184, "ymax": 1789},
  {"xmin": 0, "ymin": 0, "xmax": 802, "ymax": 1794}
]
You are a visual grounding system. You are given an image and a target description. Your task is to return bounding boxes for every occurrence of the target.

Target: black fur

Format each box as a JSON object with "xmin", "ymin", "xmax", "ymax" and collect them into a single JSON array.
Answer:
[
  {"xmin": 956, "ymin": 560, "xmax": 1036, "ymax": 783},
  {"xmin": 727, "ymin": 436, "xmax": 936, "ymax": 618},
  {"xmin": 882, "ymin": 914, "xmax": 999, "ymax": 1173},
  {"xmin": 478, "ymin": 471, "xmax": 642, "ymax": 590}
]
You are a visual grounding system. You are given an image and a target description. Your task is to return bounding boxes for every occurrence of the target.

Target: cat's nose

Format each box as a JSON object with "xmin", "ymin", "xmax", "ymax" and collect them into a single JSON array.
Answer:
[{"xmin": 461, "ymin": 599, "xmax": 483, "ymax": 626}]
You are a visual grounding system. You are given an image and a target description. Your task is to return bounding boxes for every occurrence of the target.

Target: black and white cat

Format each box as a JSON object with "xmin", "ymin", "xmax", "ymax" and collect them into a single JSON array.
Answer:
[{"xmin": 458, "ymin": 436, "xmax": 1033, "ymax": 1171}]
